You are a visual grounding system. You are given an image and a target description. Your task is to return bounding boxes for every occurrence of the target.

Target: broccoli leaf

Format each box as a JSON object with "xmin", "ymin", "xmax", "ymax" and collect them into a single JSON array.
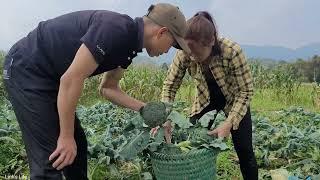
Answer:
[{"xmin": 168, "ymin": 111, "xmax": 193, "ymax": 129}]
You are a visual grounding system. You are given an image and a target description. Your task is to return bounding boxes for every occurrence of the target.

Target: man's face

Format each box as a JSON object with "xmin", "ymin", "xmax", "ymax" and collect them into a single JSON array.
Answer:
[{"xmin": 146, "ymin": 27, "xmax": 175, "ymax": 57}]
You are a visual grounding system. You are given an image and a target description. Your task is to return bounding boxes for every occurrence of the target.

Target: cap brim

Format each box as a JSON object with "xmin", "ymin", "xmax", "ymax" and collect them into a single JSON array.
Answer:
[{"xmin": 172, "ymin": 33, "xmax": 191, "ymax": 54}]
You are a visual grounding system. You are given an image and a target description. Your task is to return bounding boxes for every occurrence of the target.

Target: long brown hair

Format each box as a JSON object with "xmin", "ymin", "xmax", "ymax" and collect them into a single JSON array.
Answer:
[{"xmin": 185, "ymin": 11, "xmax": 221, "ymax": 56}]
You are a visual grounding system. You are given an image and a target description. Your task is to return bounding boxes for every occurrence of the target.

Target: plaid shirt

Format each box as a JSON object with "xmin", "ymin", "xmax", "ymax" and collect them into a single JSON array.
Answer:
[{"xmin": 161, "ymin": 38, "xmax": 253, "ymax": 130}]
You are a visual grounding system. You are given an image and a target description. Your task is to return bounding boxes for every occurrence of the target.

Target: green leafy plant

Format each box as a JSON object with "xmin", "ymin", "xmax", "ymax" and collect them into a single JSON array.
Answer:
[
  {"xmin": 252, "ymin": 107, "xmax": 320, "ymax": 178},
  {"xmin": 117, "ymin": 105, "xmax": 229, "ymax": 161}
]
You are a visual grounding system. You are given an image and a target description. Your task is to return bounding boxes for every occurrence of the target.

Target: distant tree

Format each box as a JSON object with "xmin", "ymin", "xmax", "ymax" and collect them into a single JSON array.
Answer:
[
  {"xmin": 296, "ymin": 58, "xmax": 304, "ymax": 63},
  {"xmin": 161, "ymin": 63, "xmax": 169, "ymax": 71},
  {"xmin": 312, "ymin": 55, "xmax": 319, "ymax": 60},
  {"xmin": 278, "ymin": 60, "xmax": 287, "ymax": 65},
  {"xmin": 251, "ymin": 56, "xmax": 320, "ymax": 83}
]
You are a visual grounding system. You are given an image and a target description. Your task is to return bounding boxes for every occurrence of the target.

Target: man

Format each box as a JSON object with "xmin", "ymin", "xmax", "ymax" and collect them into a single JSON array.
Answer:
[{"xmin": 3, "ymin": 3, "xmax": 190, "ymax": 179}]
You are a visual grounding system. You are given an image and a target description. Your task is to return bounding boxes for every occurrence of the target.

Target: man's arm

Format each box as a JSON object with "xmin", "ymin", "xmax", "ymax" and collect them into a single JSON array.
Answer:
[
  {"xmin": 50, "ymin": 43, "xmax": 98, "ymax": 170},
  {"xmin": 58, "ymin": 44, "xmax": 99, "ymax": 138},
  {"xmin": 99, "ymin": 68, "xmax": 146, "ymax": 111}
]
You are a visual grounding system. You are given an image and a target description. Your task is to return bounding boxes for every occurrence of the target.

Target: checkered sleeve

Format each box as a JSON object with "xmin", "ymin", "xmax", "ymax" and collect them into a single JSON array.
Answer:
[
  {"xmin": 161, "ymin": 50, "xmax": 189, "ymax": 103},
  {"xmin": 225, "ymin": 45, "xmax": 254, "ymax": 130}
]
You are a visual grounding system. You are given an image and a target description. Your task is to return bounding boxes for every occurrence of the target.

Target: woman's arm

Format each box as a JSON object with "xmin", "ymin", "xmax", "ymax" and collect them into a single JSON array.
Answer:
[
  {"xmin": 225, "ymin": 45, "xmax": 253, "ymax": 130},
  {"xmin": 161, "ymin": 50, "xmax": 190, "ymax": 103}
]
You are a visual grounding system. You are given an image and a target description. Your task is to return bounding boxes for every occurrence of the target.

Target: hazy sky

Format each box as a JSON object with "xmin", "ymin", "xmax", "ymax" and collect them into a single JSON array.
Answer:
[{"xmin": 1, "ymin": 0, "xmax": 319, "ymax": 50}]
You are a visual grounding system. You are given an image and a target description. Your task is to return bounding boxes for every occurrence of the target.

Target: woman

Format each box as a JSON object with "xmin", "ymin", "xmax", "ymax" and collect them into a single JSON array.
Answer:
[
  {"xmin": 3, "ymin": 3, "xmax": 190, "ymax": 179},
  {"xmin": 162, "ymin": 11, "xmax": 258, "ymax": 179}
]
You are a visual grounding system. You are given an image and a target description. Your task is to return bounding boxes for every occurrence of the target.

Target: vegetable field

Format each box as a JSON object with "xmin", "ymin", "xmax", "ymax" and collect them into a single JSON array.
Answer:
[{"xmin": 1, "ymin": 55, "xmax": 320, "ymax": 179}]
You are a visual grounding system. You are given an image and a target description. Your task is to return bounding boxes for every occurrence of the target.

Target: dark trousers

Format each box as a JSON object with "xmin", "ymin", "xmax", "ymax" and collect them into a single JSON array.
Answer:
[
  {"xmin": 191, "ymin": 104, "xmax": 259, "ymax": 180},
  {"xmin": 3, "ymin": 55, "xmax": 88, "ymax": 179}
]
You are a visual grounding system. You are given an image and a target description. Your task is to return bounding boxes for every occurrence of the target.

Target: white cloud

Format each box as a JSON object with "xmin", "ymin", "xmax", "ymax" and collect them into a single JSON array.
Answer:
[
  {"xmin": 209, "ymin": 0, "xmax": 320, "ymax": 48},
  {"xmin": 0, "ymin": 0, "xmax": 319, "ymax": 50}
]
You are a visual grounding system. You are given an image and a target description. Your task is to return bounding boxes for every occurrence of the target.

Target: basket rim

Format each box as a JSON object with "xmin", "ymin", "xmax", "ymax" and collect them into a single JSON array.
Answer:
[{"xmin": 151, "ymin": 148, "xmax": 218, "ymax": 160}]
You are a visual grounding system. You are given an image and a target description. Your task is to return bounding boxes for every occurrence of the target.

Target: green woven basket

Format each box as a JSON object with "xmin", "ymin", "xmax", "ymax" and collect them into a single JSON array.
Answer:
[{"xmin": 151, "ymin": 148, "xmax": 218, "ymax": 180}]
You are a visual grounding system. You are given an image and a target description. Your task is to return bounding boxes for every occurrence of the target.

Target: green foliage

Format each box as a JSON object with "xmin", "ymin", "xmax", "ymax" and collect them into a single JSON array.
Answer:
[
  {"xmin": 0, "ymin": 52, "xmax": 7, "ymax": 103},
  {"xmin": 117, "ymin": 131, "xmax": 150, "ymax": 161},
  {"xmin": 1, "ymin": 57, "xmax": 320, "ymax": 179},
  {"xmin": 79, "ymin": 64, "xmax": 194, "ymax": 107},
  {"xmin": 2, "ymin": 97, "xmax": 320, "ymax": 179},
  {"xmin": 77, "ymin": 102, "xmax": 151, "ymax": 179},
  {"xmin": 120, "ymin": 65, "xmax": 167, "ymax": 102},
  {"xmin": 311, "ymin": 83, "xmax": 320, "ymax": 108},
  {"xmin": 0, "ymin": 101, "xmax": 28, "ymax": 176},
  {"xmin": 79, "ymin": 75, "xmax": 102, "ymax": 106},
  {"xmin": 252, "ymin": 108, "xmax": 320, "ymax": 177},
  {"xmin": 123, "ymin": 115, "xmax": 144, "ymax": 132},
  {"xmin": 169, "ymin": 110, "xmax": 229, "ymax": 152},
  {"xmin": 167, "ymin": 111, "xmax": 193, "ymax": 129},
  {"xmin": 254, "ymin": 61, "xmax": 296, "ymax": 89},
  {"xmin": 120, "ymin": 65, "xmax": 194, "ymax": 104},
  {"xmin": 116, "ymin": 105, "xmax": 229, "ymax": 160},
  {"xmin": 251, "ymin": 61, "xmax": 302, "ymax": 104},
  {"xmin": 293, "ymin": 55, "xmax": 320, "ymax": 84}
]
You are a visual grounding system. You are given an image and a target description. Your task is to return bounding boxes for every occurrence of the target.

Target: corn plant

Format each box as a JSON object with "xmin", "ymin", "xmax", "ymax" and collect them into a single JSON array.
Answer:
[
  {"xmin": 251, "ymin": 61, "xmax": 302, "ymax": 104},
  {"xmin": 0, "ymin": 52, "xmax": 7, "ymax": 103},
  {"xmin": 120, "ymin": 65, "xmax": 167, "ymax": 102},
  {"xmin": 312, "ymin": 83, "xmax": 320, "ymax": 108}
]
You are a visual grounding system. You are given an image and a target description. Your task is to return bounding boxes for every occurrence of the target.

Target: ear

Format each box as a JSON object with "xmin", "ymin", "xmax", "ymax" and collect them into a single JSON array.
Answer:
[
  {"xmin": 209, "ymin": 38, "xmax": 215, "ymax": 46},
  {"xmin": 156, "ymin": 27, "xmax": 169, "ymax": 38}
]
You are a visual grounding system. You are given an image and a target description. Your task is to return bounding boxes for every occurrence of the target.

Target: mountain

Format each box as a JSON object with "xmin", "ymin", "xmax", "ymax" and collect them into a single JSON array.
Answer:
[
  {"xmin": 132, "ymin": 49, "xmax": 176, "ymax": 65},
  {"xmin": 295, "ymin": 43, "xmax": 320, "ymax": 58},
  {"xmin": 2, "ymin": 42, "xmax": 318, "ymax": 66},
  {"xmin": 242, "ymin": 43, "xmax": 320, "ymax": 61},
  {"xmin": 132, "ymin": 42, "xmax": 320, "ymax": 65}
]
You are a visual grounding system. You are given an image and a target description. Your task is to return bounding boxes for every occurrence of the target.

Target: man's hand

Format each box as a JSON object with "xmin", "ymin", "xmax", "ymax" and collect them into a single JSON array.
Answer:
[
  {"xmin": 150, "ymin": 121, "xmax": 172, "ymax": 143},
  {"xmin": 207, "ymin": 121, "xmax": 233, "ymax": 138},
  {"xmin": 150, "ymin": 126, "xmax": 160, "ymax": 137},
  {"xmin": 49, "ymin": 135, "xmax": 77, "ymax": 170}
]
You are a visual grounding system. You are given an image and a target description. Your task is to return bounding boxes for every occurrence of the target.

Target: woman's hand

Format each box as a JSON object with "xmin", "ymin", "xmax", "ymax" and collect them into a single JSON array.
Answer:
[
  {"xmin": 207, "ymin": 121, "xmax": 232, "ymax": 138},
  {"xmin": 163, "ymin": 121, "xmax": 172, "ymax": 143}
]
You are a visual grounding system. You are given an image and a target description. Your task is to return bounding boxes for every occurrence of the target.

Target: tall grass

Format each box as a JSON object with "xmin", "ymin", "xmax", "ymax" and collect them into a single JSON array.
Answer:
[
  {"xmin": 120, "ymin": 65, "xmax": 166, "ymax": 102},
  {"xmin": 79, "ymin": 64, "xmax": 195, "ymax": 107},
  {"xmin": 79, "ymin": 63, "xmax": 319, "ymax": 113},
  {"xmin": 252, "ymin": 85, "xmax": 319, "ymax": 112}
]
